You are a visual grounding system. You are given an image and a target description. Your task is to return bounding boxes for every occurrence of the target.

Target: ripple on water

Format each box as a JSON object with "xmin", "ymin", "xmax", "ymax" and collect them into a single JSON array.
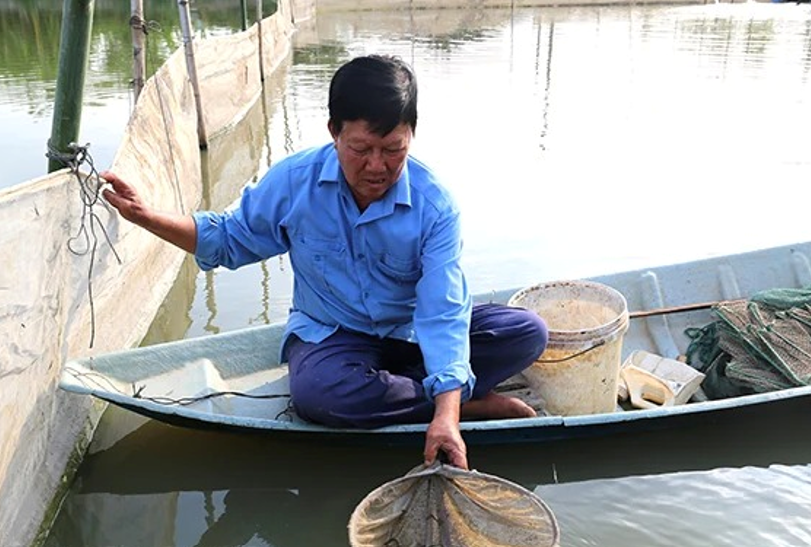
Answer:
[{"xmin": 536, "ymin": 464, "xmax": 811, "ymax": 547}]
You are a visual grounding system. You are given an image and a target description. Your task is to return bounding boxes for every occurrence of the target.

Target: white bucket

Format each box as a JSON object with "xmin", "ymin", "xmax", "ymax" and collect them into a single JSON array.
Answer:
[{"xmin": 508, "ymin": 280, "xmax": 629, "ymax": 416}]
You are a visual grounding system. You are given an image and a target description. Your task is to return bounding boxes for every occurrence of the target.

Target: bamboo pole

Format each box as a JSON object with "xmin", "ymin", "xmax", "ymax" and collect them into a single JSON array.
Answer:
[
  {"xmin": 130, "ymin": 0, "xmax": 146, "ymax": 104},
  {"xmin": 177, "ymin": 0, "xmax": 208, "ymax": 148},
  {"xmin": 629, "ymin": 299, "xmax": 745, "ymax": 319},
  {"xmin": 48, "ymin": 0, "xmax": 95, "ymax": 173},
  {"xmin": 240, "ymin": 0, "xmax": 248, "ymax": 31}
]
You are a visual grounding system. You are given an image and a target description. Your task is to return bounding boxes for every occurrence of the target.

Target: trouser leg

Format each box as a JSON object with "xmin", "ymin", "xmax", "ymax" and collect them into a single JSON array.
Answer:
[
  {"xmin": 286, "ymin": 303, "xmax": 547, "ymax": 428},
  {"xmin": 286, "ymin": 330, "xmax": 434, "ymax": 429}
]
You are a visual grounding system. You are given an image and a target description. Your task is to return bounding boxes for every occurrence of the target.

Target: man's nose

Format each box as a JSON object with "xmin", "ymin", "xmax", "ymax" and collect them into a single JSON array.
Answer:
[{"xmin": 366, "ymin": 149, "xmax": 386, "ymax": 172}]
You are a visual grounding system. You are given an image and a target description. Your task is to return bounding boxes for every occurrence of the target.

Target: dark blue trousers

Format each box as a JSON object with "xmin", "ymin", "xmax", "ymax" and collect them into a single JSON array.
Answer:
[{"xmin": 285, "ymin": 303, "xmax": 548, "ymax": 429}]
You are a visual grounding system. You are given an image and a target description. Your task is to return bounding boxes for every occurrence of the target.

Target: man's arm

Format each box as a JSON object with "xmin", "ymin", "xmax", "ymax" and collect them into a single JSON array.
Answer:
[
  {"xmin": 424, "ymin": 388, "xmax": 468, "ymax": 470},
  {"xmin": 100, "ymin": 170, "xmax": 197, "ymax": 253},
  {"xmin": 414, "ymin": 205, "xmax": 472, "ymax": 470}
]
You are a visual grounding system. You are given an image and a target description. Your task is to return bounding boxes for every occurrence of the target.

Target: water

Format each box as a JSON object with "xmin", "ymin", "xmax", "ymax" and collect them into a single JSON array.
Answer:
[
  {"xmin": 43, "ymin": 404, "xmax": 811, "ymax": 546},
  {"xmin": 0, "ymin": 0, "xmax": 266, "ymax": 190},
  {"xmin": 3, "ymin": 1, "xmax": 811, "ymax": 545},
  {"xmin": 171, "ymin": 2, "xmax": 811, "ymax": 343},
  {"xmin": 539, "ymin": 465, "xmax": 811, "ymax": 546}
]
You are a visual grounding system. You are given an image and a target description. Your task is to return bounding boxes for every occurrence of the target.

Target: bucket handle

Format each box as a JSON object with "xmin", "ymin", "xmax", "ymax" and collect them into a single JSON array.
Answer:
[{"xmin": 537, "ymin": 339, "xmax": 606, "ymax": 364}]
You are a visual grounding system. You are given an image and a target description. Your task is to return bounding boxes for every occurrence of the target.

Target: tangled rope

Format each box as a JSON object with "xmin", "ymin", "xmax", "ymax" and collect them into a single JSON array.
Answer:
[
  {"xmin": 128, "ymin": 14, "xmax": 161, "ymax": 36},
  {"xmin": 46, "ymin": 141, "xmax": 122, "ymax": 348}
]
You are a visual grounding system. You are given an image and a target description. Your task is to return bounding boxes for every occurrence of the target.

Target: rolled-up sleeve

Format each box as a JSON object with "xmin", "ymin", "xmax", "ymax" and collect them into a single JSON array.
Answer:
[
  {"xmin": 193, "ymin": 170, "xmax": 290, "ymax": 271},
  {"xmin": 193, "ymin": 211, "xmax": 232, "ymax": 270},
  {"xmin": 416, "ymin": 208, "xmax": 475, "ymax": 402}
]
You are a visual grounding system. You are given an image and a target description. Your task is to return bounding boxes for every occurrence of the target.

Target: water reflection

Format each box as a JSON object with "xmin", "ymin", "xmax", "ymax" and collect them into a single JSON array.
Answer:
[
  {"xmin": 181, "ymin": 2, "xmax": 811, "ymax": 334},
  {"xmin": 45, "ymin": 403, "xmax": 811, "ymax": 546},
  {"xmin": 536, "ymin": 19, "xmax": 554, "ymax": 150},
  {"xmin": 0, "ymin": 0, "xmax": 271, "ymax": 188}
]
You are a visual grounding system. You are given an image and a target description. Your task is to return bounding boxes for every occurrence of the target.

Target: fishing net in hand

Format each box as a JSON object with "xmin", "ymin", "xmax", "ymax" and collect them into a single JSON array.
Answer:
[
  {"xmin": 685, "ymin": 287, "xmax": 811, "ymax": 398},
  {"xmin": 348, "ymin": 462, "xmax": 560, "ymax": 547}
]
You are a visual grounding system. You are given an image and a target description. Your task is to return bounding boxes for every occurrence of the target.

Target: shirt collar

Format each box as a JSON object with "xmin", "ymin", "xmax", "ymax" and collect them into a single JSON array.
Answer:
[
  {"xmin": 318, "ymin": 145, "xmax": 342, "ymax": 185},
  {"xmin": 393, "ymin": 164, "xmax": 411, "ymax": 207},
  {"xmin": 318, "ymin": 144, "xmax": 413, "ymax": 210}
]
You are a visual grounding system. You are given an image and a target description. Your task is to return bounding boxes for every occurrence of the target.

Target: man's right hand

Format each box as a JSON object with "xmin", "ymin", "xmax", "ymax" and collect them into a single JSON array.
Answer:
[
  {"xmin": 99, "ymin": 170, "xmax": 198, "ymax": 254},
  {"xmin": 100, "ymin": 170, "xmax": 149, "ymax": 226}
]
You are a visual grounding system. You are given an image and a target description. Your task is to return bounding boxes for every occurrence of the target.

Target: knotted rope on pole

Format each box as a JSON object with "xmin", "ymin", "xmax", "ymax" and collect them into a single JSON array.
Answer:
[
  {"xmin": 128, "ymin": 13, "xmax": 161, "ymax": 106},
  {"xmin": 46, "ymin": 141, "xmax": 122, "ymax": 348}
]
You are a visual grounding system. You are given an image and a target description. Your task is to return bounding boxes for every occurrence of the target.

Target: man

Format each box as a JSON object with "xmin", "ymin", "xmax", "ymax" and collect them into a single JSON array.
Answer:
[{"xmin": 101, "ymin": 55, "xmax": 548, "ymax": 470}]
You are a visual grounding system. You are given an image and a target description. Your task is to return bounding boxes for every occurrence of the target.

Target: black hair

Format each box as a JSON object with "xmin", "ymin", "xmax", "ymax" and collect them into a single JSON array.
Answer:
[{"xmin": 328, "ymin": 55, "xmax": 418, "ymax": 137}]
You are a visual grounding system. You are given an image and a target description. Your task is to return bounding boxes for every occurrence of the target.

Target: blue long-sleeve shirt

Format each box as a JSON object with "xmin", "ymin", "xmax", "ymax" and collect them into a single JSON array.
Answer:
[{"xmin": 193, "ymin": 143, "xmax": 475, "ymax": 402}]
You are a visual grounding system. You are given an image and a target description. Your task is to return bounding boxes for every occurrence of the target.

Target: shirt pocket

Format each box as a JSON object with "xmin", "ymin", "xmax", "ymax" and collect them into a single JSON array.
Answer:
[
  {"xmin": 377, "ymin": 252, "xmax": 422, "ymax": 284},
  {"xmin": 291, "ymin": 232, "xmax": 346, "ymax": 294}
]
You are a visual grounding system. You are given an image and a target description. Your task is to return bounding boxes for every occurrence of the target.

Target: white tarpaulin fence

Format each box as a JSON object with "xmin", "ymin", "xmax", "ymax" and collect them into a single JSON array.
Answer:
[{"xmin": 0, "ymin": 2, "xmax": 305, "ymax": 545}]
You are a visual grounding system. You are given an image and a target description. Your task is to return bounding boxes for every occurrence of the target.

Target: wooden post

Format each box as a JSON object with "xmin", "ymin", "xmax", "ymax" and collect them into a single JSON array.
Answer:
[
  {"xmin": 48, "ymin": 0, "xmax": 95, "ymax": 173},
  {"xmin": 177, "ymin": 0, "xmax": 208, "ymax": 148},
  {"xmin": 130, "ymin": 0, "xmax": 146, "ymax": 104}
]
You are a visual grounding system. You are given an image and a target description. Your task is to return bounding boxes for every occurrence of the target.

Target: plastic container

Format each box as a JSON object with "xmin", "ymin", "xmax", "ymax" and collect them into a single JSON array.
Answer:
[
  {"xmin": 508, "ymin": 280, "xmax": 629, "ymax": 416},
  {"xmin": 619, "ymin": 350, "xmax": 706, "ymax": 408}
]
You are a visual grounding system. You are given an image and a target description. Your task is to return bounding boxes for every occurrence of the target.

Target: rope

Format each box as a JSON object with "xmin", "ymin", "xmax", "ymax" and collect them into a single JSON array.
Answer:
[
  {"xmin": 128, "ymin": 13, "xmax": 186, "ymax": 213},
  {"xmin": 46, "ymin": 141, "xmax": 122, "ymax": 348},
  {"xmin": 153, "ymin": 73, "xmax": 187, "ymax": 214},
  {"xmin": 132, "ymin": 388, "xmax": 290, "ymax": 406},
  {"xmin": 127, "ymin": 15, "xmax": 162, "ymax": 111},
  {"xmin": 65, "ymin": 366, "xmax": 128, "ymax": 395},
  {"xmin": 66, "ymin": 367, "xmax": 292, "ymax": 416},
  {"xmin": 685, "ymin": 322, "xmax": 722, "ymax": 371},
  {"xmin": 128, "ymin": 14, "xmax": 161, "ymax": 35}
]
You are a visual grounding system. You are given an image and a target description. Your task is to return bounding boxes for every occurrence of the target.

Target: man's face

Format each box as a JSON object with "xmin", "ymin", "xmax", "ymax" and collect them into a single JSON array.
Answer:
[{"xmin": 330, "ymin": 120, "xmax": 412, "ymax": 211}]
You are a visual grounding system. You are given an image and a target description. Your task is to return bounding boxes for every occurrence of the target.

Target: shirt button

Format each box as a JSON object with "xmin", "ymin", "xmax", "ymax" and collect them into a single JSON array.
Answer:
[
  {"xmin": 364, "ymin": 291, "xmax": 370, "ymax": 298},
  {"xmin": 358, "ymin": 253, "xmax": 365, "ymax": 260}
]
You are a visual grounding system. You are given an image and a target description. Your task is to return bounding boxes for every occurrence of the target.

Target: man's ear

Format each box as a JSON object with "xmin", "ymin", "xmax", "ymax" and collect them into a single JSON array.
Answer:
[{"xmin": 327, "ymin": 120, "xmax": 339, "ymax": 141}]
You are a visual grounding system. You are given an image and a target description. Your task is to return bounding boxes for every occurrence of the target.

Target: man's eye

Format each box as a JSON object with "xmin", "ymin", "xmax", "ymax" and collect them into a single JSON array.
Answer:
[{"xmin": 350, "ymin": 147, "xmax": 370, "ymax": 155}]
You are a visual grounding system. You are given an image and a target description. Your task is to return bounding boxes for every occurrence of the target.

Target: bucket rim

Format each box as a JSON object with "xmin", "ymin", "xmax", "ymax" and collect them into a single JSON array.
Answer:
[{"xmin": 508, "ymin": 280, "xmax": 629, "ymax": 340}]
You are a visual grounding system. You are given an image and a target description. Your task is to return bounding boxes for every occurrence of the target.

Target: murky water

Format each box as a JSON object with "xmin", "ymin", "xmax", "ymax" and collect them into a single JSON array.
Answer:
[
  {"xmin": 4, "ymin": 1, "xmax": 811, "ymax": 545},
  {"xmin": 44, "ymin": 403, "xmax": 811, "ymax": 546}
]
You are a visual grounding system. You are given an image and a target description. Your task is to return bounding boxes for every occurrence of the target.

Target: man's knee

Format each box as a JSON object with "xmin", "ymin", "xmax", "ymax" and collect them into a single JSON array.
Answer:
[
  {"xmin": 493, "ymin": 305, "xmax": 548, "ymax": 363},
  {"xmin": 290, "ymin": 361, "xmax": 390, "ymax": 428},
  {"xmin": 290, "ymin": 365, "xmax": 431, "ymax": 429},
  {"xmin": 290, "ymin": 383, "xmax": 335, "ymax": 426},
  {"xmin": 520, "ymin": 308, "xmax": 548, "ymax": 361},
  {"xmin": 290, "ymin": 363, "xmax": 368, "ymax": 427}
]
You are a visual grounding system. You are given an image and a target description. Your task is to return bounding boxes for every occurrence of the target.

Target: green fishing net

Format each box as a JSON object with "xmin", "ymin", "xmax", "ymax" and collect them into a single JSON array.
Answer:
[{"xmin": 685, "ymin": 287, "xmax": 811, "ymax": 399}]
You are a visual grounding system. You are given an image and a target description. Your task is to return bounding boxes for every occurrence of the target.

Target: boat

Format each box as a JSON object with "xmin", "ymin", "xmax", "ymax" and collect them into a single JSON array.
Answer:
[{"xmin": 59, "ymin": 240, "xmax": 811, "ymax": 445}]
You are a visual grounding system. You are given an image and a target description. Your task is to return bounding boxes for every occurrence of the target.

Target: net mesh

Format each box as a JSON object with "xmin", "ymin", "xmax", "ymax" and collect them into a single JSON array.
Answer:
[
  {"xmin": 348, "ymin": 463, "xmax": 560, "ymax": 547},
  {"xmin": 685, "ymin": 287, "xmax": 811, "ymax": 398}
]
